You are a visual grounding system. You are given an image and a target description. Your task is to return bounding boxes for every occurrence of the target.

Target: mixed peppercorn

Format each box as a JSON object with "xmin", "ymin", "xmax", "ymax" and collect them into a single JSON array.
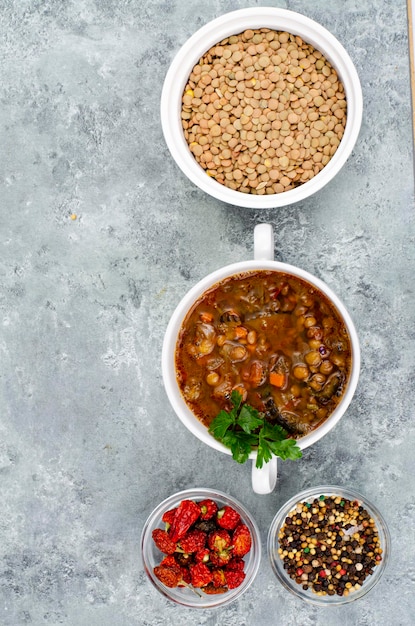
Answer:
[
  {"xmin": 277, "ymin": 494, "xmax": 383, "ymax": 597},
  {"xmin": 152, "ymin": 498, "xmax": 252, "ymax": 594}
]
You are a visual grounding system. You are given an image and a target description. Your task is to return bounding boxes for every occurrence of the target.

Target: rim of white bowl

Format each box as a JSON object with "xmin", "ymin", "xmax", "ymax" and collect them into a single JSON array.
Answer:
[
  {"xmin": 160, "ymin": 7, "xmax": 363, "ymax": 209},
  {"xmin": 161, "ymin": 260, "xmax": 361, "ymax": 459}
]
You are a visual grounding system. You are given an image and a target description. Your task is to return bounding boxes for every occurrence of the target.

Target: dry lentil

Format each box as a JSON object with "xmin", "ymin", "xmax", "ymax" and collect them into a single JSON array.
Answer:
[
  {"xmin": 277, "ymin": 495, "xmax": 383, "ymax": 597},
  {"xmin": 182, "ymin": 29, "xmax": 346, "ymax": 195}
]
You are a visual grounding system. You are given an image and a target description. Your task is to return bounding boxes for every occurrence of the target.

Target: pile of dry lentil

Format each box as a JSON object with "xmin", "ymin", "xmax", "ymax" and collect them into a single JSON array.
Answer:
[
  {"xmin": 277, "ymin": 494, "xmax": 383, "ymax": 597},
  {"xmin": 181, "ymin": 29, "xmax": 347, "ymax": 195}
]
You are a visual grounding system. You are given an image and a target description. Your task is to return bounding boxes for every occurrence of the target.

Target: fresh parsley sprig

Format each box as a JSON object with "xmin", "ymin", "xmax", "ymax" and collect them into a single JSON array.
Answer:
[{"xmin": 208, "ymin": 391, "xmax": 302, "ymax": 468}]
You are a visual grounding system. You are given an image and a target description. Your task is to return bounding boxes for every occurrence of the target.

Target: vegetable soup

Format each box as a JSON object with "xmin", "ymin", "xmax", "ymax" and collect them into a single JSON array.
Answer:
[{"xmin": 175, "ymin": 270, "xmax": 352, "ymax": 437}]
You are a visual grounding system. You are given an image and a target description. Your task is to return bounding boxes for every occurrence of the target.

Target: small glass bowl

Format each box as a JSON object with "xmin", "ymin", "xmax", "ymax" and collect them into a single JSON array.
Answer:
[
  {"xmin": 267, "ymin": 485, "xmax": 390, "ymax": 606},
  {"xmin": 141, "ymin": 488, "xmax": 261, "ymax": 608}
]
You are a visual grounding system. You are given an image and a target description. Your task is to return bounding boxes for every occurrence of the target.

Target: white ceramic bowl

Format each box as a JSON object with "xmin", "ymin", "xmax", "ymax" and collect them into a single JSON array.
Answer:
[
  {"xmin": 141, "ymin": 488, "xmax": 261, "ymax": 608},
  {"xmin": 267, "ymin": 485, "xmax": 391, "ymax": 605},
  {"xmin": 161, "ymin": 7, "xmax": 363, "ymax": 209},
  {"xmin": 162, "ymin": 224, "xmax": 361, "ymax": 494}
]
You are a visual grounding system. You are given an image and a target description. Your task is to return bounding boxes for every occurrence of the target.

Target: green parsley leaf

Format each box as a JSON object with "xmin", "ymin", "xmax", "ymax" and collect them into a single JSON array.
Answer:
[
  {"xmin": 208, "ymin": 391, "xmax": 302, "ymax": 468},
  {"xmin": 237, "ymin": 403, "xmax": 263, "ymax": 434},
  {"xmin": 268, "ymin": 437, "xmax": 303, "ymax": 461},
  {"xmin": 261, "ymin": 421, "xmax": 287, "ymax": 441},
  {"xmin": 230, "ymin": 389, "xmax": 243, "ymax": 412},
  {"xmin": 256, "ymin": 436, "xmax": 273, "ymax": 469},
  {"xmin": 223, "ymin": 431, "xmax": 255, "ymax": 464},
  {"xmin": 257, "ymin": 422, "xmax": 302, "ymax": 467},
  {"xmin": 208, "ymin": 410, "xmax": 236, "ymax": 440}
]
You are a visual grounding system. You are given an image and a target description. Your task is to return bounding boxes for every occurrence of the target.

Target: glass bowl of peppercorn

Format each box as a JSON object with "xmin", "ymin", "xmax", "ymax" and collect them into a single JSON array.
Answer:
[
  {"xmin": 267, "ymin": 485, "xmax": 390, "ymax": 605},
  {"xmin": 140, "ymin": 488, "xmax": 261, "ymax": 608}
]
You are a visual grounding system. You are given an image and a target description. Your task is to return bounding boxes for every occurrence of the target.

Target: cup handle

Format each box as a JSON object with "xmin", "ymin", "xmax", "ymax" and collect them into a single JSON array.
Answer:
[
  {"xmin": 252, "ymin": 223, "xmax": 278, "ymax": 493},
  {"xmin": 251, "ymin": 457, "xmax": 278, "ymax": 494},
  {"xmin": 254, "ymin": 223, "xmax": 274, "ymax": 261}
]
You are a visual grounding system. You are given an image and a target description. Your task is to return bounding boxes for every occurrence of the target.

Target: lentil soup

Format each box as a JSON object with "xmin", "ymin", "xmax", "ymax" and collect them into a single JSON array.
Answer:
[
  {"xmin": 181, "ymin": 28, "xmax": 347, "ymax": 196},
  {"xmin": 175, "ymin": 270, "xmax": 352, "ymax": 437}
]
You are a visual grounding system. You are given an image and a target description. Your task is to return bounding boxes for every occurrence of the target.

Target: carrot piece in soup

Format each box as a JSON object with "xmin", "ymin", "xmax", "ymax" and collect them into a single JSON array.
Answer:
[
  {"xmin": 269, "ymin": 371, "xmax": 286, "ymax": 388},
  {"xmin": 200, "ymin": 312, "xmax": 214, "ymax": 323},
  {"xmin": 233, "ymin": 326, "xmax": 248, "ymax": 340}
]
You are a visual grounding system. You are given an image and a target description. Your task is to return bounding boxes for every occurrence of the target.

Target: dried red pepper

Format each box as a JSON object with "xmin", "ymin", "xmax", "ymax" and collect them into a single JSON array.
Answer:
[
  {"xmin": 151, "ymin": 497, "xmax": 253, "ymax": 595},
  {"xmin": 151, "ymin": 528, "xmax": 177, "ymax": 555},
  {"xmin": 216, "ymin": 505, "xmax": 241, "ymax": 530},
  {"xmin": 198, "ymin": 498, "xmax": 218, "ymax": 520},
  {"xmin": 208, "ymin": 529, "xmax": 231, "ymax": 552},
  {"xmin": 190, "ymin": 562, "xmax": 213, "ymax": 588},
  {"xmin": 232, "ymin": 524, "xmax": 252, "ymax": 557},
  {"xmin": 180, "ymin": 529, "xmax": 207, "ymax": 553},
  {"xmin": 162, "ymin": 507, "xmax": 177, "ymax": 527},
  {"xmin": 154, "ymin": 564, "xmax": 182, "ymax": 588},
  {"xmin": 168, "ymin": 499, "xmax": 201, "ymax": 542},
  {"xmin": 224, "ymin": 569, "xmax": 246, "ymax": 589}
]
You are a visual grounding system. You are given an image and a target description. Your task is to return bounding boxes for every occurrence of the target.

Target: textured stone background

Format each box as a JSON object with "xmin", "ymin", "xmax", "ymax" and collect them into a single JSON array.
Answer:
[{"xmin": 0, "ymin": 1, "xmax": 414, "ymax": 624}]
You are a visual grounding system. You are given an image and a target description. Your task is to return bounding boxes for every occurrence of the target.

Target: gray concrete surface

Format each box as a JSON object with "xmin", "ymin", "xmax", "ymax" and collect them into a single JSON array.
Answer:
[{"xmin": 1, "ymin": 1, "xmax": 414, "ymax": 625}]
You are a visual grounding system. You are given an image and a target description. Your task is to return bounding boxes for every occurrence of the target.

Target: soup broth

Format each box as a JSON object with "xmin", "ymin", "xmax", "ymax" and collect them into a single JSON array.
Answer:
[{"xmin": 175, "ymin": 270, "xmax": 352, "ymax": 437}]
